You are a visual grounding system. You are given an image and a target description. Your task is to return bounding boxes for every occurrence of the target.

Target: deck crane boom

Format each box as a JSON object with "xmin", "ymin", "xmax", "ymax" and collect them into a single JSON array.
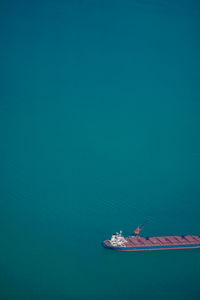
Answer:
[{"xmin": 134, "ymin": 221, "xmax": 148, "ymax": 236}]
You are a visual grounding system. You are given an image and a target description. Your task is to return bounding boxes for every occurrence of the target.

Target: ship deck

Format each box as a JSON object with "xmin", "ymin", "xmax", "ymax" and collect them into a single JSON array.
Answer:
[{"xmin": 103, "ymin": 235, "xmax": 200, "ymax": 251}]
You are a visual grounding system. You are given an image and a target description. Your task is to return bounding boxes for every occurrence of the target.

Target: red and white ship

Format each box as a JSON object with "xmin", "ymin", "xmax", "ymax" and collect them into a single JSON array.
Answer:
[{"xmin": 102, "ymin": 222, "xmax": 200, "ymax": 251}]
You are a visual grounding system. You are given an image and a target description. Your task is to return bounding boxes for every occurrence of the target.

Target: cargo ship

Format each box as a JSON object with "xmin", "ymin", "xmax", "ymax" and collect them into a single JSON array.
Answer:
[{"xmin": 102, "ymin": 222, "xmax": 200, "ymax": 251}]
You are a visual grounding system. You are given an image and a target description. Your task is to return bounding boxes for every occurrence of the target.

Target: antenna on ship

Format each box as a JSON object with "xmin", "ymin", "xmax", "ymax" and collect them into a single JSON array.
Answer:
[{"xmin": 134, "ymin": 221, "xmax": 148, "ymax": 236}]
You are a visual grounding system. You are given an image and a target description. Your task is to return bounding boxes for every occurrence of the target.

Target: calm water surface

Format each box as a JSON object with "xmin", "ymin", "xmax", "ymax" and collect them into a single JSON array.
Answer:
[{"xmin": 1, "ymin": 0, "xmax": 200, "ymax": 299}]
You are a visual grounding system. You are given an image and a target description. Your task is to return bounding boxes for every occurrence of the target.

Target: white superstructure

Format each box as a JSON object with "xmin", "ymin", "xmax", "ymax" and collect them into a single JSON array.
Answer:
[{"xmin": 109, "ymin": 231, "xmax": 127, "ymax": 247}]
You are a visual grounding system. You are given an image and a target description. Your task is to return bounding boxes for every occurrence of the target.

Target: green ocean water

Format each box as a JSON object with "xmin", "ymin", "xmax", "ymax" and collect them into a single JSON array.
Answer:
[{"xmin": 1, "ymin": 0, "xmax": 200, "ymax": 299}]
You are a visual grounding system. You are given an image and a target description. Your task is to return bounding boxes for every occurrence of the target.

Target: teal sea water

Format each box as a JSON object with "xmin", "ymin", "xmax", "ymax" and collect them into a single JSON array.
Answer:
[{"xmin": 1, "ymin": 0, "xmax": 200, "ymax": 299}]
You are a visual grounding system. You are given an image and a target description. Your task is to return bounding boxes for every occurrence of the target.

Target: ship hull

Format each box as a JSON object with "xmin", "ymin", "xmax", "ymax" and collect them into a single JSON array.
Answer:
[
  {"xmin": 103, "ymin": 235, "xmax": 200, "ymax": 251},
  {"xmin": 102, "ymin": 242, "xmax": 200, "ymax": 251}
]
